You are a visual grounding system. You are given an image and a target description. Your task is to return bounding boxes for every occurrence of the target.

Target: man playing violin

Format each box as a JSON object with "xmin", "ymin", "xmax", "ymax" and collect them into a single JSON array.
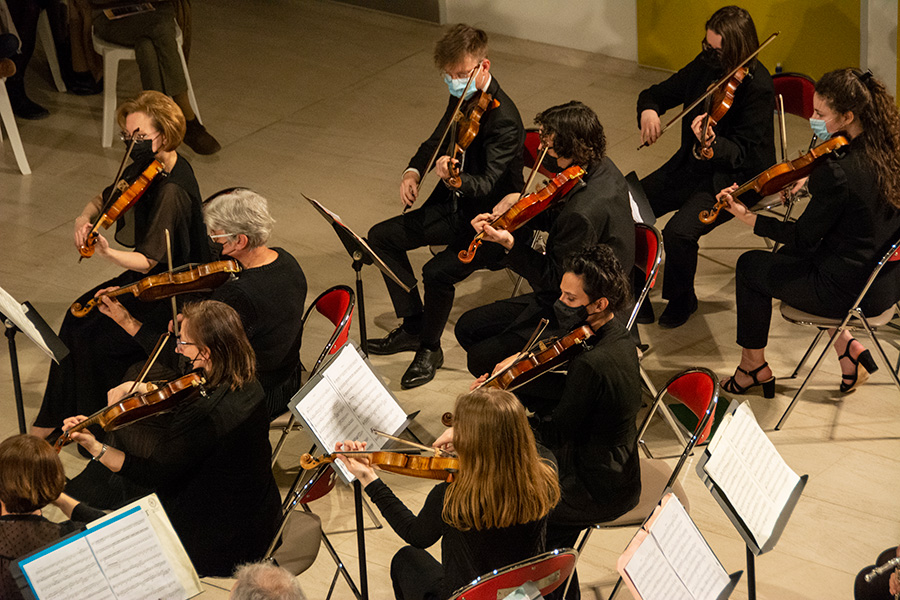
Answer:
[
  {"xmin": 637, "ymin": 5, "xmax": 774, "ymax": 328},
  {"xmin": 366, "ymin": 23, "xmax": 525, "ymax": 389},
  {"xmin": 455, "ymin": 102, "xmax": 634, "ymax": 379}
]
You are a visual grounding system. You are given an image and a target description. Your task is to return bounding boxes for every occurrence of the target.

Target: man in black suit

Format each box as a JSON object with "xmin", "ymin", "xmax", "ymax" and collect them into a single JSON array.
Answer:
[{"xmin": 366, "ymin": 23, "xmax": 525, "ymax": 389}]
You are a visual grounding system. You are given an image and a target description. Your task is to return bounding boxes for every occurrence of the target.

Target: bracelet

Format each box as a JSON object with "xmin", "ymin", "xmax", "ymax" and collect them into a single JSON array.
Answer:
[{"xmin": 92, "ymin": 444, "xmax": 108, "ymax": 462}]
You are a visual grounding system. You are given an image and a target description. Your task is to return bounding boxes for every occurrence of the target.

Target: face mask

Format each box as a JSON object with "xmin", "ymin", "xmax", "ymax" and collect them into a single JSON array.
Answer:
[
  {"xmin": 443, "ymin": 73, "xmax": 479, "ymax": 100},
  {"xmin": 553, "ymin": 299, "xmax": 589, "ymax": 331},
  {"xmin": 124, "ymin": 138, "xmax": 156, "ymax": 165},
  {"xmin": 809, "ymin": 117, "xmax": 832, "ymax": 141},
  {"xmin": 701, "ymin": 47, "xmax": 722, "ymax": 70}
]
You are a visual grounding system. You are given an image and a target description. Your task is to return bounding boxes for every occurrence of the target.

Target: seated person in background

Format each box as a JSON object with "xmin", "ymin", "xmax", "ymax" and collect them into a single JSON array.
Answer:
[
  {"xmin": 456, "ymin": 102, "xmax": 634, "ymax": 378},
  {"xmin": 91, "ymin": 0, "xmax": 221, "ymax": 154},
  {"xmin": 336, "ymin": 387, "xmax": 560, "ymax": 600},
  {"xmin": 855, "ymin": 545, "xmax": 900, "ymax": 600},
  {"xmin": 230, "ymin": 562, "xmax": 307, "ymax": 600},
  {"xmin": 100, "ymin": 188, "xmax": 308, "ymax": 419},
  {"xmin": 0, "ymin": 434, "xmax": 105, "ymax": 600},
  {"xmin": 717, "ymin": 68, "xmax": 900, "ymax": 397},
  {"xmin": 62, "ymin": 300, "xmax": 281, "ymax": 577},
  {"xmin": 442, "ymin": 245, "xmax": 641, "ymax": 600}
]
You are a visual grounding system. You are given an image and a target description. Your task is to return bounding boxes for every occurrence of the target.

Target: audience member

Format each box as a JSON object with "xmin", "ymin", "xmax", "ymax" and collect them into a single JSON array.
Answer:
[{"xmin": 230, "ymin": 562, "xmax": 307, "ymax": 600}]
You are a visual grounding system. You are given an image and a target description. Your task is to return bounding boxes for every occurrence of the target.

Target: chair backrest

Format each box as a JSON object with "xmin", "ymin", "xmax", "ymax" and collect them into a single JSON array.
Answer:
[
  {"xmin": 302, "ymin": 285, "xmax": 355, "ymax": 377},
  {"xmin": 848, "ymin": 234, "xmax": 900, "ymax": 314},
  {"xmin": 637, "ymin": 368, "xmax": 719, "ymax": 486},
  {"xmin": 626, "ymin": 223, "xmax": 663, "ymax": 329},
  {"xmin": 523, "ymin": 128, "xmax": 557, "ymax": 177},
  {"xmin": 772, "ymin": 72, "xmax": 816, "ymax": 119},
  {"xmin": 299, "ymin": 464, "xmax": 338, "ymax": 504},
  {"xmin": 448, "ymin": 548, "xmax": 578, "ymax": 600}
]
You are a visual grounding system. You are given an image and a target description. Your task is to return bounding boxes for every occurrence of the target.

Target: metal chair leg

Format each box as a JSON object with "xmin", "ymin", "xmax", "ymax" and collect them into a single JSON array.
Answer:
[{"xmin": 791, "ymin": 328, "xmax": 827, "ymax": 378}]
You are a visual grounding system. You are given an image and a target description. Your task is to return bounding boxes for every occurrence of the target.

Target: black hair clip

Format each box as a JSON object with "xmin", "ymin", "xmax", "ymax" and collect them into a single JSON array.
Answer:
[{"xmin": 856, "ymin": 69, "xmax": 874, "ymax": 85}]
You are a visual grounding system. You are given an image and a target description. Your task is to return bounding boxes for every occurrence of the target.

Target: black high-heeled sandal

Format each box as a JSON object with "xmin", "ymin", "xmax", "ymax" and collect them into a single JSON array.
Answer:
[
  {"xmin": 721, "ymin": 362, "xmax": 776, "ymax": 398},
  {"xmin": 837, "ymin": 338, "xmax": 878, "ymax": 393}
]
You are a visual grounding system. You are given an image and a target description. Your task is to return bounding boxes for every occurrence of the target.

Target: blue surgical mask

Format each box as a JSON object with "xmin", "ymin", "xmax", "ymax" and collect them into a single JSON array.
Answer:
[
  {"xmin": 809, "ymin": 117, "xmax": 832, "ymax": 141},
  {"xmin": 443, "ymin": 73, "xmax": 479, "ymax": 100}
]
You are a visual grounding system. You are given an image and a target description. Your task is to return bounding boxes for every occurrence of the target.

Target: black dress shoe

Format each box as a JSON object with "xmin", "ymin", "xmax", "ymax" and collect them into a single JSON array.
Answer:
[
  {"xmin": 636, "ymin": 300, "xmax": 655, "ymax": 324},
  {"xmin": 401, "ymin": 347, "xmax": 443, "ymax": 389},
  {"xmin": 367, "ymin": 326, "xmax": 420, "ymax": 355},
  {"xmin": 658, "ymin": 294, "xmax": 698, "ymax": 329}
]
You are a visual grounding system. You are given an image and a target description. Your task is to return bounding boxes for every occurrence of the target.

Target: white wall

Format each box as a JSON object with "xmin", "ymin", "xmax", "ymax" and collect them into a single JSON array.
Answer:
[
  {"xmin": 860, "ymin": 0, "xmax": 897, "ymax": 96},
  {"xmin": 443, "ymin": 0, "xmax": 638, "ymax": 62}
]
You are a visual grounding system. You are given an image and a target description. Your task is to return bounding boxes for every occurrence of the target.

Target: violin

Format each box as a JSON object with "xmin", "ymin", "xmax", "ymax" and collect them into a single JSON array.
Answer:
[
  {"xmin": 54, "ymin": 372, "xmax": 206, "ymax": 451},
  {"xmin": 300, "ymin": 451, "xmax": 459, "ymax": 482},
  {"xmin": 478, "ymin": 324, "xmax": 595, "ymax": 391},
  {"xmin": 699, "ymin": 136, "xmax": 849, "ymax": 224},
  {"xmin": 70, "ymin": 259, "xmax": 241, "ymax": 317},
  {"xmin": 79, "ymin": 159, "xmax": 167, "ymax": 259},
  {"xmin": 446, "ymin": 91, "xmax": 501, "ymax": 189},
  {"xmin": 458, "ymin": 165, "xmax": 586, "ymax": 263},
  {"xmin": 696, "ymin": 67, "xmax": 749, "ymax": 160}
]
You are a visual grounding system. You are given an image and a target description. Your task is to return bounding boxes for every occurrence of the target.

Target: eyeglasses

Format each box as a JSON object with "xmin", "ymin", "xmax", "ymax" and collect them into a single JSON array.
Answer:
[
  {"xmin": 701, "ymin": 39, "xmax": 721, "ymax": 54},
  {"xmin": 119, "ymin": 131, "xmax": 160, "ymax": 143},
  {"xmin": 209, "ymin": 233, "xmax": 236, "ymax": 240},
  {"xmin": 175, "ymin": 339, "xmax": 197, "ymax": 348}
]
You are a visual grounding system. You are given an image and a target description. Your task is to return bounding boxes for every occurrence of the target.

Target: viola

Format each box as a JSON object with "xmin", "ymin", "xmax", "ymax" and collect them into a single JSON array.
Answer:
[
  {"xmin": 458, "ymin": 165, "xmax": 586, "ymax": 263},
  {"xmin": 446, "ymin": 91, "xmax": 501, "ymax": 189},
  {"xmin": 70, "ymin": 259, "xmax": 241, "ymax": 317},
  {"xmin": 79, "ymin": 159, "xmax": 167, "ymax": 259},
  {"xmin": 54, "ymin": 372, "xmax": 206, "ymax": 451},
  {"xmin": 478, "ymin": 324, "xmax": 595, "ymax": 391},
  {"xmin": 696, "ymin": 67, "xmax": 749, "ymax": 160},
  {"xmin": 699, "ymin": 136, "xmax": 849, "ymax": 224},
  {"xmin": 300, "ymin": 451, "xmax": 459, "ymax": 482}
]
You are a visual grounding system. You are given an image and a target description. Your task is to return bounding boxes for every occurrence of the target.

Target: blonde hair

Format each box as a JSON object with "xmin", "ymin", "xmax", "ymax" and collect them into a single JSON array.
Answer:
[
  {"xmin": 116, "ymin": 90, "xmax": 186, "ymax": 151},
  {"xmin": 442, "ymin": 388, "xmax": 560, "ymax": 531}
]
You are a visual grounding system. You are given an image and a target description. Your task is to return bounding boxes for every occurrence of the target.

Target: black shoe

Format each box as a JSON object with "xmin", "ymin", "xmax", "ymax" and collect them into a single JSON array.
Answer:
[
  {"xmin": 68, "ymin": 72, "xmax": 103, "ymax": 96},
  {"xmin": 183, "ymin": 118, "xmax": 221, "ymax": 155},
  {"xmin": 367, "ymin": 326, "xmax": 420, "ymax": 355},
  {"xmin": 401, "ymin": 347, "xmax": 443, "ymax": 389},
  {"xmin": 658, "ymin": 294, "xmax": 698, "ymax": 329},
  {"xmin": 11, "ymin": 95, "xmax": 49, "ymax": 120},
  {"xmin": 636, "ymin": 300, "xmax": 655, "ymax": 324}
]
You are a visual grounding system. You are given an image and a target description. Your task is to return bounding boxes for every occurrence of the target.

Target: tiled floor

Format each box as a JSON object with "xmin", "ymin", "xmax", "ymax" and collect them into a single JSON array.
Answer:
[{"xmin": 1, "ymin": 1, "xmax": 899, "ymax": 598}]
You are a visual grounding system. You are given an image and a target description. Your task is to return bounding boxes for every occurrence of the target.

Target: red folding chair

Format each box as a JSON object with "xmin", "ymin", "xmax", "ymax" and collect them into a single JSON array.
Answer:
[
  {"xmin": 448, "ymin": 548, "xmax": 578, "ymax": 600},
  {"xmin": 772, "ymin": 72, "xmax": 816, "ymax": 120}
]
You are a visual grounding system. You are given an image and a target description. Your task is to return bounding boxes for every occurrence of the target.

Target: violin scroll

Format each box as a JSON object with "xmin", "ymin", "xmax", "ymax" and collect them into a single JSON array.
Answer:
[{"xmin": 698, "ymin": 204, "xmax": 724, "ymax": 224}]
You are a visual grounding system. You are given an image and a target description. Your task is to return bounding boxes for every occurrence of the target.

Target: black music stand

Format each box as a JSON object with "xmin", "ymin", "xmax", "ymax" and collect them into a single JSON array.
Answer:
[
  {"xmin": 304, "ymin": 194, "xmax": 416, "ymax": 357},
  {"xmin": 0, "ymin": 286, "xmax": 68, "ymax": 433}
]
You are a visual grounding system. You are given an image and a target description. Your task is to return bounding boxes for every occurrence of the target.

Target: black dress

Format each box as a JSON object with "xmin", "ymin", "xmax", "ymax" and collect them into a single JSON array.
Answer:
[{"xmin": 35, "ymin": 156, "xmax": 209, "ymax": 429}]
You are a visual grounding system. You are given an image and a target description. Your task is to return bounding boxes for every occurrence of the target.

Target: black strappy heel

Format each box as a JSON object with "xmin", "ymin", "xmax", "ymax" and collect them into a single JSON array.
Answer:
[
  {"xmin": 721, "ymin": 362, "xmax": 776, "ymax": 399},
  {"xmin": 838, "ymin": 338, "xmax": 878, "ymax": 393}
]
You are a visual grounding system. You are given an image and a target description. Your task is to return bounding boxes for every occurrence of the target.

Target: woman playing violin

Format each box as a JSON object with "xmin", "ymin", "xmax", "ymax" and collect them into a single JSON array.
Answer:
[
  {"xmin": 637, "ymin": 5, "xmax": 775, "ymax": 329},
  {"xmin": 61, "ymin": 300, "xmax": 280, "ymax": 577},
  {"xmin": 33, "ymin": 91, "xmax": 210, "ymax": 439},
  {"xmin": 717, "ymin": 69, "xmax": 900, "ymax": 397},
  {"xmin": 336, "ymin": 387, "xmax": 560, "ymax": 600},
  {"xmin": 456, "ymin": 102, "xmax": 634, "ymax": 378}
]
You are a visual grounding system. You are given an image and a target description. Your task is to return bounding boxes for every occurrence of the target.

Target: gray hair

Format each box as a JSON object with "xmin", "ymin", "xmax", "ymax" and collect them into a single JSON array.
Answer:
[
  {"xmin": 203, "ymin": 188, "xmax": 275, "ymax": 249},
  {"xmin": 230, "ymin": 562, "xmax": 305, "ymax": 600}
]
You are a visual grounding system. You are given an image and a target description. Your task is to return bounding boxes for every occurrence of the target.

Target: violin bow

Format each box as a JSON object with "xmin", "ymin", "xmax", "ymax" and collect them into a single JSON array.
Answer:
[
  {"xmin": 165, "ymin": 229, "xmax": 180, "ymax": 338},
  {"xmin": 403, "ymin": 65, "xmax": 480, "ymax": 214},
  {"xmin": 638, "ymin": 31, "xmax": 780, "ymax": 150},
  {"xmin": 127, "ymin": 332, "xmax": 171, "ymax": 395},
  {"xmin": 371, "ymin": 428, "xmax": 453, "ymax": 457}
]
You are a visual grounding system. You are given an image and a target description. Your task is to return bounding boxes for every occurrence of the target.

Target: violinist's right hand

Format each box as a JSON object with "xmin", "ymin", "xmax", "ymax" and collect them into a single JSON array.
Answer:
[
  {"xmin": 781, "ymin": 175, "xmax": 809, "ymax": 201},
  {"xmin": 335, "ymin": 440, "xmax": 378, "ymax": 485},
  {"xmin": 640, "ymin": 110, "xmax": 662, "ymax": 146},
  {"xmin": 74, "ymin": 216, "xmax": 92, "ymax": 250},
  {"xmin": 400, "ymin": 171, "xmax": 420, "ymax": 208},
  {"xmin": 433, "ymin": 427, "xmax": 455, "ymax": 454},
  {"xmin": 107, "ymin": 381, "xmax": 150, "ymax": 406}
]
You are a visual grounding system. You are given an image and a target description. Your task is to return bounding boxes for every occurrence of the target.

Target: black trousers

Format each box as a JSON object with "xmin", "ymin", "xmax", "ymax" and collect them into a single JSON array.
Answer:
[
  {"xmin": 642, "ymin": 166, "xmax": 756, "ymax": 302},
  {"xmin": 367, "ymin": 189, "xmax": 504, "ymax": 349},
  {"xmin": 390, "ymin": 545, "xmax": 444, "ymax": 600},
  {"xmin": 854, "ymin": 547, "xmax": 897, "ymax": 600}
]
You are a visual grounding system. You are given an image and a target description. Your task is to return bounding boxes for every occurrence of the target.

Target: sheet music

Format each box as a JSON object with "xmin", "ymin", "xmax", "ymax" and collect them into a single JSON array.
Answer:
[
  {"xmin": 293, "ymin": 344, "xmax": 409, "ymax": 483},
  {"xmin": 0, "ymin": 286, "xmax": 55, "ymax": 359},
  {"xmin": 703, "ymin": 402, "xmax": 800, "ymax": 548},
  {"xmin": 625, "ymin": 496, "xmax": 730, "ymax": 600},
  {"xmin": 308, "ymin": 196, "xmax": 344, "ymax": 224},
  {"xmin": 20, "ymin": 536, "xmax": 116, "ymax": 600}
]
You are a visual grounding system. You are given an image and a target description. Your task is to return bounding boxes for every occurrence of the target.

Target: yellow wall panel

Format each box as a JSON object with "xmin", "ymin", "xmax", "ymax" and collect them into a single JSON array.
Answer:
[{"xmin": 637, "ymin": 1, "xmax": 860, "ymax": 81}]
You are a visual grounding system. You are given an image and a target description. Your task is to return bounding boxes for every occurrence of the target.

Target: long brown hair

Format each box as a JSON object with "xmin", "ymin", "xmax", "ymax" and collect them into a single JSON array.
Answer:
[
  {"xmin": 181, "ymin": 301, "xmax": 256, "ymax": 390},
  {"xmin": 442, "ymin": 388, "xmax": 560, "ymax": 531},
  {"xmin": 535, "ymin": 101, "xmax": 607, "ymax": 166},
  {"xmin": 816, "ymin": 69, "xmax": 900, "ymax": 210},
  {"xmin": 706, "ymin": 6, "xmax": 759, "ymax": 73},
  {"xmin": 0, "ymin": 435, "xmax": 65, "ymax": 514}
]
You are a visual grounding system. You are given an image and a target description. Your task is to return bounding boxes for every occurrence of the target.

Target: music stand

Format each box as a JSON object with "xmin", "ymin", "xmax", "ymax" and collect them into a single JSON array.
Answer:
[
  {"xmin": 0, "ymin": 285, "xmax": 67, "ymax": 433},
  {"xmin": 304, "ymin": 193, "xmax": 416, "ymax": 356}
]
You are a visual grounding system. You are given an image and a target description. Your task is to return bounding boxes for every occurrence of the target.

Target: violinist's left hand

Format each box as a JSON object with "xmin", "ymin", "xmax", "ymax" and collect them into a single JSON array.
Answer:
[
  {"xmin": 717, "ymin": 184, "xmax": 755, "ymax": 227},
  {"xmin": 480, "ymin": 223, "xmax": 514, "ymax": 251},
  {"xmin": 491, "ymin": 192, "xmax": 519, "ymax": 219},
  {"xmin": 691, "ymin": 113, "xmax": 716, "ymax": 145},
  {"xmin": 96, "ymin": 289, "xmax": 142, "ymax": 335},
  {"xmin": 93, "ymin": 232, "xmax": 111, "ymax": 257},
  {"xmin": 61, "ymin": 415, "xmax": 100, "ymax": 452},
  {"xmin": 469, "ymin": 373, "xmax": 488, "ymax": 391},
  {"xmin": 435, "ymin": 156, "xmax": 459, "ymax": 182},
  {"xmin": 334, "ymin": 440, "xmax": 378, "ymax": 485}
]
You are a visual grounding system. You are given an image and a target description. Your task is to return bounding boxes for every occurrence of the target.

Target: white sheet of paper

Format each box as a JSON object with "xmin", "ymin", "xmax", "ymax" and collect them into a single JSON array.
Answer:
[
  {"xmin": 627, "ymin": 536, "xmax": 693, "ymax": 600},
  {"xmin": 702, "ymin": 402, "xmax": 800, "ymax": 548},
  {"xmin": 21, "ymin": 536, "xmax": 117, "ymax": 600},
  {"xmin": 0, "ymin": 286, "xmax": 55, "ymax": 359}
]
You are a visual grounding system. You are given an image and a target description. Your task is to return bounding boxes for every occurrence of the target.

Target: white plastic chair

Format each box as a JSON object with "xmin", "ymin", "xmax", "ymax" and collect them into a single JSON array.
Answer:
[
  {"xmin": 92, "ymin": 22, "xmax": 201, "ymax": 147},
  {"xmin": 0, "ymin": 78, "xmax": 31, "ymax": 174},
  {"xmin": 0, "ymin": 0, "xmax": 65, "ymax": 92}
]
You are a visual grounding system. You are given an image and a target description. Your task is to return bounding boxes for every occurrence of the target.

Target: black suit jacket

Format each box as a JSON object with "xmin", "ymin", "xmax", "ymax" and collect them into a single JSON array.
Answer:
[{"xmin": 408, "ymin": 77, "xmax": 525, "ymax": 215}]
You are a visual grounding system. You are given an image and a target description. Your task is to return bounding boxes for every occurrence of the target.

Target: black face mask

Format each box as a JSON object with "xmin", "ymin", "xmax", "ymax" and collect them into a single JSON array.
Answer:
[
  {"xmin": 124, "ymin": 138, "xmax": 156, "ymax": 165},
  {"xmin": 553, "ymin": 299, "xmax": 589, "ymax": 331},
  {"xmin": 702, "ymin": 47, "xmax": 723, "ymax": 71}
]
